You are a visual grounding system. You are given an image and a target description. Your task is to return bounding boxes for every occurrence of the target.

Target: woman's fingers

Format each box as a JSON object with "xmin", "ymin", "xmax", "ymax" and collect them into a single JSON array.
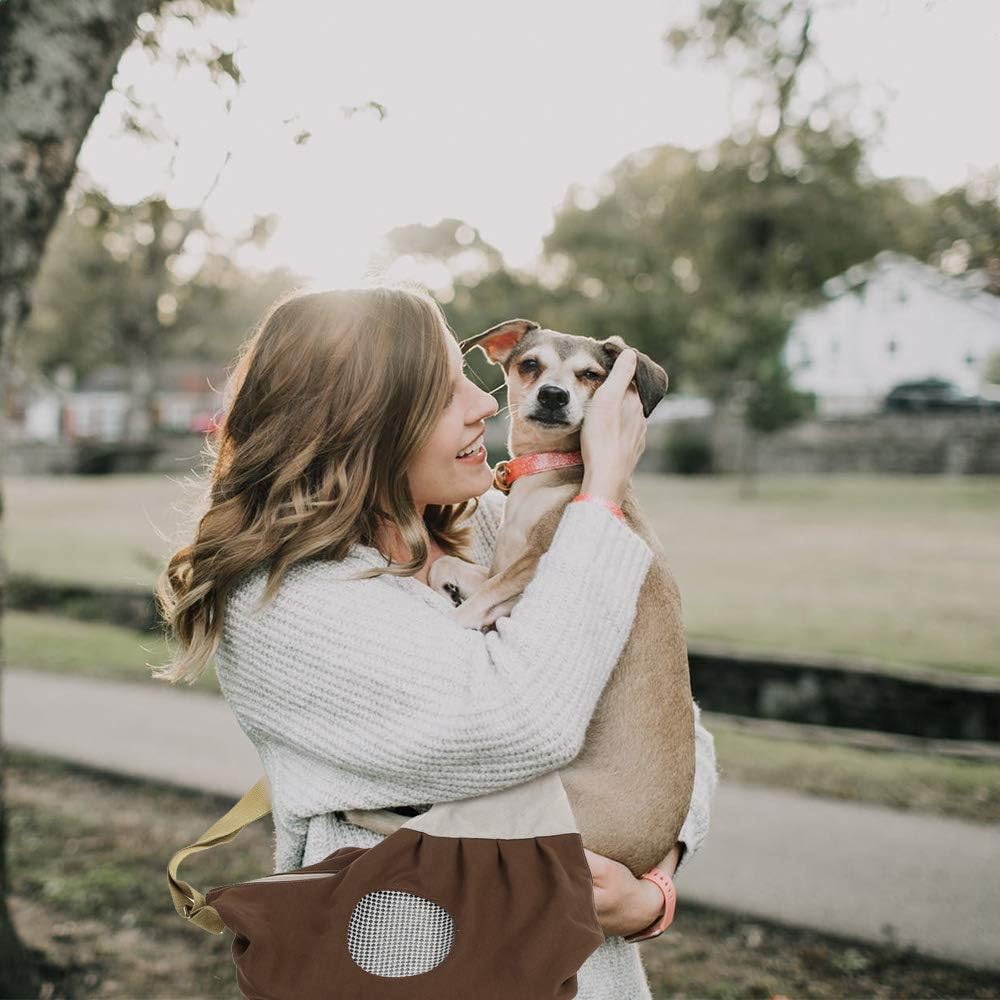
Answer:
[{"xmin": 595, "ymin": 348, "xmax": 637, "ymax": 403}]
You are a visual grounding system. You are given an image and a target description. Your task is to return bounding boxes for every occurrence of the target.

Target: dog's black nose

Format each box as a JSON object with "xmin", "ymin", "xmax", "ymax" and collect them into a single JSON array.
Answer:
[{"xmin": 537, "ymin": 385, "xmax": 569, "ymax": 410}]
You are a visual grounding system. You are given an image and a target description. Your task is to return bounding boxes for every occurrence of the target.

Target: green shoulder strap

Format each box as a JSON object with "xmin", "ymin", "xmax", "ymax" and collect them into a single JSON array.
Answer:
[{"xmin": 167, "ymin": 775, "xmax": 272, "ymax": 935}]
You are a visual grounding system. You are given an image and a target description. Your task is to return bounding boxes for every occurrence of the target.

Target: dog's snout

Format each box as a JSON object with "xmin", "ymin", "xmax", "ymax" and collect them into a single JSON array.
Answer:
[{"xmin": 537, "ymin": 385, "xmax": 569, "ymax": 410}]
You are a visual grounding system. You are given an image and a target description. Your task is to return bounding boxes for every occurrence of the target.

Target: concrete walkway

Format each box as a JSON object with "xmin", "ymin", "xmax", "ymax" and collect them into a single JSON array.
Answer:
[{"xmin": 5, "ymin": 668, "xmax": 999, "ymax": 973}]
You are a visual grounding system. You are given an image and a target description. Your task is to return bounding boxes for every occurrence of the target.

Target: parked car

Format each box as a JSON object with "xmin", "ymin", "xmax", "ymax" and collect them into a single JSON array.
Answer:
[{"xmin": 883, "ymin": 378, "xmax": 1000, "ymax": 412}]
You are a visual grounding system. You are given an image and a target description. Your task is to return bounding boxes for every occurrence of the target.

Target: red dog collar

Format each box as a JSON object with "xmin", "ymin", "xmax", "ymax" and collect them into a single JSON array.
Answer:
[{"xmin": 492, "ymin": 451, "xmax": 584, "ymax": 494}]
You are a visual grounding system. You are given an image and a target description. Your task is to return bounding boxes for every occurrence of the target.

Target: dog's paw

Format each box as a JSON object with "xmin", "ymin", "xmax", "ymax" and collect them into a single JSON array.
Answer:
[
  {"xmin": 428, "ymin": 555, "xmax": 468, "ymax": 606},
  {"xmin": 429, "ymin": 556, "xmax": 490, "ymax": 608},
  {"xmin": 450, "ymin": 598, "xmax": 490, "ymax": 630}
]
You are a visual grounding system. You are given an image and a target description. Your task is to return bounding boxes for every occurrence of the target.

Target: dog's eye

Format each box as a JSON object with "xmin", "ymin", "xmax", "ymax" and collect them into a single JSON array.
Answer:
[
  {"xmin": 582, "ymin": 370, "xmax": 603, "ymax": 381},
  {"xmin": 520, "ymin": 359, "xmax": 538, "ymax": 372}
]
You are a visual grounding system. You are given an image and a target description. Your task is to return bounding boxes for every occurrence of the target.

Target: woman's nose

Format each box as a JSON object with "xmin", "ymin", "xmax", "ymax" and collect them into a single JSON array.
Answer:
[{"xmin": 478, "ymin": 387, "xmax": 499, "ymax": 419}]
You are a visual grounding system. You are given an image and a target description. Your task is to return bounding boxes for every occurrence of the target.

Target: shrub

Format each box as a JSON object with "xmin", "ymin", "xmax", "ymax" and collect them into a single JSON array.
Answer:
[{"xmin": 665, "ymin": 428, "xmax": 714, "ymax": 474}]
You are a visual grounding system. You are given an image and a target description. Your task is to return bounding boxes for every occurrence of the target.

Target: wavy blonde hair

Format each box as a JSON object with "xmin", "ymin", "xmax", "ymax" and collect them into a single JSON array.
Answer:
[{"xmin": 151, "ymin": 285, "xmax": 480, "ymax": 686}]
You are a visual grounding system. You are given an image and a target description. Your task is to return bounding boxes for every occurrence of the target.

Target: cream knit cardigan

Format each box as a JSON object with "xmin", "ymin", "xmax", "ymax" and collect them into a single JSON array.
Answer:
[{"xmin": 215, "ymin": 487, "xmax": 719, "ymax": 1000}]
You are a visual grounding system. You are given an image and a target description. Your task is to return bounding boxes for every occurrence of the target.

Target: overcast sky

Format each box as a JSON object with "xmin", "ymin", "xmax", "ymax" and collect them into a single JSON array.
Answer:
[{"xmin": 78, "ymin": 0, "xmax": 1000, "ymax": 288}]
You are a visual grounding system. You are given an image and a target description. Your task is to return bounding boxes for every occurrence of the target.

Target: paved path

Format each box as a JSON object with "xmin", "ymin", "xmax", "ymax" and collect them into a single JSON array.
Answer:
[{"xmin": 5, "ymin": 668, "xmax": 999, "ymax": 973}]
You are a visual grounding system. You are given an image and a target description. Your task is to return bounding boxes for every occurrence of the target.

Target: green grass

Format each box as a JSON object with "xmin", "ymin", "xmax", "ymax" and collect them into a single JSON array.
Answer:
[
  {"xmin": 6, "ymin": 472, "xmax": 204, "ymax": 589},
  {"xmin": 5, "ymin": 610, "xmax": 221, "ymax": 695},
  {"xmin": 632, "ymin": 472, "xmax": 1000, "ymax": 677},
  {"xmin": 6, "ymin": 471, "xmax": 1000, "ymax": 676},
  {"xmin": 710, "ymin": 724, "xmax": 1000, "ymax": 824}
]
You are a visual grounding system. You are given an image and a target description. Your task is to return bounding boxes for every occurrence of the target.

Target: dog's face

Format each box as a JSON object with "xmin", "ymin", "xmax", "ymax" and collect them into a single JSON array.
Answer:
[{"xmin": 460, "ymin": 319, "xmax": 667, "ymax": 451}]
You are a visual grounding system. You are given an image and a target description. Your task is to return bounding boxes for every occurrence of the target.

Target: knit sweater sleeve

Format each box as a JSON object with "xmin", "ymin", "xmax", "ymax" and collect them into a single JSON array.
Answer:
[
  {"xmin": 674, "ymin": 698, "xmax": 719, "ymax": 876},
  {"xmin": 216, "ymin": 497, "xmax": 654, "ymax": 811}
]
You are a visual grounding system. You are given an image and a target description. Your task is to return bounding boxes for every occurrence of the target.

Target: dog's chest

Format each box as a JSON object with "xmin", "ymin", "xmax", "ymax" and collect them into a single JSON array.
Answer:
[{"xmin": 491, "ymin": 484, "xmax": 575, "ymax": 575}]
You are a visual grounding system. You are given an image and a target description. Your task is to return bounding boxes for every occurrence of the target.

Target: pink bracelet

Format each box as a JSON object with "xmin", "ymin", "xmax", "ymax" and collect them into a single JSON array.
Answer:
[
  {"xmin": 623, "ymin": 866, "xmax": 676, "ymax": 943},
  {"xmin": 572, "ymin": 493, "xmax": 624, "ymax": 520}
]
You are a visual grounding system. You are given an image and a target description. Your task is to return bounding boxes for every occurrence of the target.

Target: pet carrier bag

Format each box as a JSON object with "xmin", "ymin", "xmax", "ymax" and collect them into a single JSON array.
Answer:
[{"xmin": 168, "ymin": 769, "xmax": 606, "ymax": 999}]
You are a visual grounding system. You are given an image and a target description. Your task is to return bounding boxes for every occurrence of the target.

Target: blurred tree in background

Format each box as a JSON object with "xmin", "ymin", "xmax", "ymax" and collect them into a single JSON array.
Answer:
[
  {"xmin": 0, "ymin": 1, "xmax": 243, "ymax": 989},
  {"xmin": 372, "ymin": 0, "xmax": 998, "ymax": 491},
  {"xmin": 21, "ymin": 192, "xmax": 295, "ymax": 437}
]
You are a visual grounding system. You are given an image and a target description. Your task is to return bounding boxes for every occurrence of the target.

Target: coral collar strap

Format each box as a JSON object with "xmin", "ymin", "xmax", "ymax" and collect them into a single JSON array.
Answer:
[{"xmin": 492, "ymin": 450, "xmax": 584, "ymax": 495}]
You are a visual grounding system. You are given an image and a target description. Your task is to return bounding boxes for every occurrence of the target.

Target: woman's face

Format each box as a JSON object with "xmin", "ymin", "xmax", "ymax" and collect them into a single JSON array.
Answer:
[{"xmin": 407, "ymin": 330, "xmax": 498, "ymax": 508}]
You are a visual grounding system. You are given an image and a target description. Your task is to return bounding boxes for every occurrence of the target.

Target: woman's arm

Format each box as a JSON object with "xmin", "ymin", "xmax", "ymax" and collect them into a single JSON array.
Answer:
[{"xmin": 215, "ymin": 497, "xmax": 654, "ymax": 810}]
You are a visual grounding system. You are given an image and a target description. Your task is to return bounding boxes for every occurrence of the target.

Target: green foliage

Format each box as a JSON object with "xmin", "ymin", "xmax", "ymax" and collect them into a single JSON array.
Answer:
[
  {"xmin": 364, "ymin": 0, "xmax": 1000, "ymax": 446},
  {"xmin": 744, "ymin": 355, "xmax": 816, "ymax": 433},
  {"xmin": 21, "ymin": 194, "xmax": 297, "ymax": 380},
  {"xmin": 905, "ymin": 176, "xmax": 1000, "ymax": 278},
  {"xmin": 541, "ymin": 134, "xmax": 913, "ymax": 408},
  {"xmin": 985, "ymin": 350, "xmax": 1000, "ymax": 385},
  {"xmin": 666, "ymin": 0, "xmax": 816, "ymax": 135},
  {"xmin": 665, "ymin": 427, "xmax": 715, "ymax": 475}
]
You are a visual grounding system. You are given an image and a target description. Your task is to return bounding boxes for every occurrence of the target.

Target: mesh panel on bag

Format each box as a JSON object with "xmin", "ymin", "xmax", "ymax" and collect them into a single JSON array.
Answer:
[{"xmin": 347, "ymin": 889, "xmax": 455, "ymax": 977}]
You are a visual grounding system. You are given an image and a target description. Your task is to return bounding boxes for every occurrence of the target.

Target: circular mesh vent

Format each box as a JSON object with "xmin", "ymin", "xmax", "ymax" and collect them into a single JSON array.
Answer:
[{"xmin": 347, "ymin": 889, "xmax": 454, "ymax": 977}]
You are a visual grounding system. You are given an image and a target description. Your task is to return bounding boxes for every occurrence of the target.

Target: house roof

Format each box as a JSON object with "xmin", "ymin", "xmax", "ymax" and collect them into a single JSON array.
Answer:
[{"xmin": 817, "ymin": 251, "xmax": 1000, "ymax": 322}]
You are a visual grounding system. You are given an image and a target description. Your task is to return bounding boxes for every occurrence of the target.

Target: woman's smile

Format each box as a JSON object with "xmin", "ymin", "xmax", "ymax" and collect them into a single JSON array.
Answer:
[
  {"xmin": 456, "ymin": 433, "xmax": 487, "ymax": 463},
  {"xmin": 456, "ymin": 444, "xmax": 487, "ymax": 464}
]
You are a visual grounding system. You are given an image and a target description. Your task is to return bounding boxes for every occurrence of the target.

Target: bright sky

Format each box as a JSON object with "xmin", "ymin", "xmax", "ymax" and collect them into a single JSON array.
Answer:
[{"xmin": 79, "ymin": 0, "xmax": 1000, "ymax": 289}]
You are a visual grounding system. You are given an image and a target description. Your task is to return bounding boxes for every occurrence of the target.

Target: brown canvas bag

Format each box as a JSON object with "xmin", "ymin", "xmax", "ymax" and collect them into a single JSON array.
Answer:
[{"xmin": 168, "ymin": 769, "xmax": 606, "ymax": 999}]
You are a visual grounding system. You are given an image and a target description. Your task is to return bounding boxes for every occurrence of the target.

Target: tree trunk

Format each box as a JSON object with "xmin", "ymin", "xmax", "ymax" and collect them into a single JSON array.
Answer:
[
  {"xmin": 738, "ymin": 422, "xmax": 758, "ymax": 499},
  {"xmin": 122, "ymin": 337, "xmax": 158, "ymax": 443},
  {"xmin": 0, "ymin": 2, "xmax": 164, "ymax": 992}
]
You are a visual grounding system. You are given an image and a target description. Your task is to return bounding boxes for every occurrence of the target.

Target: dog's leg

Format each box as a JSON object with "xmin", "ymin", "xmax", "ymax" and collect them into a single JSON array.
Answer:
[{"xmin": 447, "ymin": 547, "xmax": 540, "ymax": 631}]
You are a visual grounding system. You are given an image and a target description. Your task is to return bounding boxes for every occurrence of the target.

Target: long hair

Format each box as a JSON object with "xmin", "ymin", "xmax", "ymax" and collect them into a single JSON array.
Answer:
[{"xmin": 151, "ymin": 285, "xmax": 480, "ymax": 686}]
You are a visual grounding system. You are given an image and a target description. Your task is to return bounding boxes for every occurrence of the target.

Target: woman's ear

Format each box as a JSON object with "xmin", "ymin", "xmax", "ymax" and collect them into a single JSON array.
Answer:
[
  {"xmin": 459, "ymin": 319, "xmax": 540, "ymax": 367},
  {"xmin": 600, "ymin": 335, "xmax": 669, "ymax": 418}
]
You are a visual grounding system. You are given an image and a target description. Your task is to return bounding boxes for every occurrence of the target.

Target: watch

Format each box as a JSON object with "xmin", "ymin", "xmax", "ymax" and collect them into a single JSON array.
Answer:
[{"xmin": 623, "ymin": 866, "xmax": 676, "ymax": 943}]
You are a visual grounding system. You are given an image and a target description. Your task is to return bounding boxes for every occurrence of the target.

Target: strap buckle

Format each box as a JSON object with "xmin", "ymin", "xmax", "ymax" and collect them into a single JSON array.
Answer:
[{"xmin": 492, "ymin": 460, "xmax": 512, "ymax": 494}]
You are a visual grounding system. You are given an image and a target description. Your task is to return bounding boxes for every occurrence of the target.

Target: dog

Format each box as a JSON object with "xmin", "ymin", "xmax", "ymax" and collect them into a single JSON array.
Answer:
[{"xmin": 344, "ymin": 319, "xmax": 696, "ymax": 878}]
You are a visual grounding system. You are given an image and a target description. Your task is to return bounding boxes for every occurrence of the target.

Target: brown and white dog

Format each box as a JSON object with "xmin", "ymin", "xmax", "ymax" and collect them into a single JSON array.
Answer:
[{"xmin": 345, "ymin": 319, "xmax": 695, "ymax": 878}]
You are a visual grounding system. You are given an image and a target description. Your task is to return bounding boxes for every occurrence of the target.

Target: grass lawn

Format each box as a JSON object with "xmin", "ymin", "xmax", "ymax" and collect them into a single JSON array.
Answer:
[
  {"xmin": 9, "ymin": 610, "xmax": 1000, "ymax": 825},
  {"xmin": 8, "ymin": 471, "xmax": 999, "ymax": 677},
  {"xmin": 8, "ymin": 751, "xmax": 999, "ymax": 1000},
  {"xmin": 632, "ymin": 472, "xmax": 1000, "ymax": 677},
  {"xmin": 5, "ymin": 610, "xmax": 218, "ymax": 695}
]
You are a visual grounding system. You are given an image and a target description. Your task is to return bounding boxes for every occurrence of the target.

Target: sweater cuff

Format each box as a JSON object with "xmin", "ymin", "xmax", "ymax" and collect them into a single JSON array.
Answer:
[{"xmin": 544, "ymin": 497, "xmax": 653, "ymax": 601}]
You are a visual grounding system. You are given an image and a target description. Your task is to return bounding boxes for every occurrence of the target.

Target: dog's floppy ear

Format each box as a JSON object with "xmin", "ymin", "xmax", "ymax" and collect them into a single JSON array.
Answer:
[
  {"xmin": 600, "ymin": 335, "xmax": 668, "ymax": 418},
  {"xmin": 459, "ymin": 319, "xmax": 540, "ymax": 366}
]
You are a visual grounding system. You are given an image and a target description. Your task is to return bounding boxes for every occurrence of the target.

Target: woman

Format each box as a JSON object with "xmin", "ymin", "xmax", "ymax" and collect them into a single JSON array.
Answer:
[{"xmin": 154, "ymin": 285, "xmax": 719, "ymax": 999}]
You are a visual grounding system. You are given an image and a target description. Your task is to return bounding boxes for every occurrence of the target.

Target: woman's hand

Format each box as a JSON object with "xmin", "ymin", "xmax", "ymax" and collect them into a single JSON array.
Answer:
[
  {"xmin": 579, "ymin": 348, "xmax": 646, "ymax": 508},
  {"xmin": 584, "ymin": 845, "xmax": 679, "ymax": 938}
]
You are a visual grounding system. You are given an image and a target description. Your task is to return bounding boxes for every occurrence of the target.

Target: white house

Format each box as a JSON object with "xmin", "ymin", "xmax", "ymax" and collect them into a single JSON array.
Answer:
[{"xmin": 783, "ymin": 251, "xmax": 1000, "ymax": 417}]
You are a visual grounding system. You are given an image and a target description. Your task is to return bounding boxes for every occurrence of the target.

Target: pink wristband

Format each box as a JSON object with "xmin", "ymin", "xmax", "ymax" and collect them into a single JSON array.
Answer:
[
  {"xmin": 572, "ymin": 493, "xmax": 624, "ymax": 520},
  {"xmin": 623, "ymin": 866, "xmax": 676, "ymax": 943}
]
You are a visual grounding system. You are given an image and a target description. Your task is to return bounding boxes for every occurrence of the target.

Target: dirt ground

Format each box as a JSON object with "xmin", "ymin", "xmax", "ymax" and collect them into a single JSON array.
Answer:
[{"xmin": 6, "ymin": 751, "xmax": 1000, "ymax": 1000}]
